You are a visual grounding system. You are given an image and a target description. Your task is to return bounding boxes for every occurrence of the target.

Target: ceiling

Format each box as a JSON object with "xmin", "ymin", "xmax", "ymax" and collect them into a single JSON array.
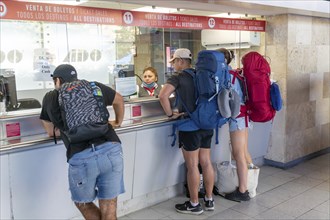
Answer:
[{"xmin": 74, "ymin": 0, "xmax": 330, "ymax": 18}]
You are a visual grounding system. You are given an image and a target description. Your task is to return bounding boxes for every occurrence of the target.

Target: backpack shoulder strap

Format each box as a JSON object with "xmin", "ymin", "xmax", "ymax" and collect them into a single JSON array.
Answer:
[
  {"xmin": 230, "ymin": 69, "xmax": 248, "ymax": 102},
  {"xmin": 177, "ymin": 68, "xmax": 198, "ymax": 114},
  {"xmin": 229, "ymin": 69, "xmax": 243, "ymax": 84},
  {"xmin": 182, "ymin": 68, "xmax": 196, "ymax": 78}
]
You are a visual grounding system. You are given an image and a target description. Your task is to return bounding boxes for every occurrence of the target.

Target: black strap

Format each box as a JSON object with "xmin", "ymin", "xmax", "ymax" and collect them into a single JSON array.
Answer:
[{"xmin": 53, "ymin": 125, "xmax": 57, "ymax": 144}]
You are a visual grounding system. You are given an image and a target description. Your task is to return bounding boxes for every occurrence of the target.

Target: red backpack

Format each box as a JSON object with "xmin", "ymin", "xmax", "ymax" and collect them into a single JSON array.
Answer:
[{"xmin": 230, "ymin": 51, "xmax": 275, "ymax": 123}]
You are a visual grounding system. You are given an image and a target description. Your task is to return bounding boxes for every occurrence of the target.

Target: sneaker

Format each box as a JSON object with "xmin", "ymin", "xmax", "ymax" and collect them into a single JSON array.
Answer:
[
  {"xmin": 175, "ymin": 201, "xmax": 203, "ymax": 215},
  {"xmin": 204, "ymin": 198, "xmax": 215, "ymax": 211},
  {"xmin": 225, "ymin": 187, "xmax": 250, "ymax": 202}
]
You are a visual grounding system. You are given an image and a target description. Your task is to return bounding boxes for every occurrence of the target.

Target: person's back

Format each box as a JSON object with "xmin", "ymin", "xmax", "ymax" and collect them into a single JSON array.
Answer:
[
  {"xmin": 40, "ymin": 64, "xmax": 125, "ymax": 219},
  {"xmin": 217, "ymin": 48, "xmax": 252, "ymax": 202},
  {"xmin": 159, "ymin": 48, "xmax": 215, "ymax": 215}
]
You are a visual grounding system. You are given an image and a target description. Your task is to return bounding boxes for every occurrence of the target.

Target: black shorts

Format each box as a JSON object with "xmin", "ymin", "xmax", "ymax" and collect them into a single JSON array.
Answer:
[{"xmin": 179, "ymin": 129, "xmax": 214, "ymax": 151}]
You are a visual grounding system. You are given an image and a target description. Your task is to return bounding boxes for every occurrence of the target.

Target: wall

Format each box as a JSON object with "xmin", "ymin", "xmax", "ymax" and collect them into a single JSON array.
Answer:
[{"xmin": 265, "ymin": 14, "xmax": 330, "ymax": 164}]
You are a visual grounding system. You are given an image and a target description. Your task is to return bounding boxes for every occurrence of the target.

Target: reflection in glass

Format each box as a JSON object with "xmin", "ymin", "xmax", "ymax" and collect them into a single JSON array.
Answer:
[
  {"xmin": 0, "ymin": 19, "xmax": 264, "ymax": 111},
  {"xmin": 0, "ymin": 51, "xmax": 5, "ymax": 63},
  {"xmin": 7, "ymin": 50, "xmax": 23, "ymax": 63}
]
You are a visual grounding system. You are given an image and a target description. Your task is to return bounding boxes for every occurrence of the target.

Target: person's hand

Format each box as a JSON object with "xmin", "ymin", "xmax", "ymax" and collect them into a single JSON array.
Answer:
[
  {"xmin": 54, "ymin": 127, "xmax": 61, "ymax": 137},
  {"xmin": 168, "ymin": 111, "xmax": 184, "ymax": 120},
  {"xmin": 109, "ymin": 120, "xmax": 121, "ymax": 128}
]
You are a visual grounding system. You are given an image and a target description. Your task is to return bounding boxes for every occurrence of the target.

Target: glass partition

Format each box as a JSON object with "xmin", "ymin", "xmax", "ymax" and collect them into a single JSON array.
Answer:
[{"xmin": 0, "ymin": 19, "xmax": 264, "ymax": 112}]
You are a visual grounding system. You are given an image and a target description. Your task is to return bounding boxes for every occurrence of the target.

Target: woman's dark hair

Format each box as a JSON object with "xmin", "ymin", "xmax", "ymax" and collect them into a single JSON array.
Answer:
[{"xmin": 217, "ymin": 48, "xmax": 234, "ymax": 65}]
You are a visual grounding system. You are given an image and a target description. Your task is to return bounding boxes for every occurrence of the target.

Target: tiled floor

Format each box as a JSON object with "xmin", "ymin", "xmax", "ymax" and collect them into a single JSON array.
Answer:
[{"xmin": 120, "ymin": 153, "xmax": 329, "ymax": 219}]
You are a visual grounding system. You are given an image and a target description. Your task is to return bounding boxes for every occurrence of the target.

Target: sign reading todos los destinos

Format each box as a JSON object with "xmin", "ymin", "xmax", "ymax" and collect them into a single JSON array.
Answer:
[{"xmin": 0, "ymin": 0, "xmax": 265, "ymax": 31}]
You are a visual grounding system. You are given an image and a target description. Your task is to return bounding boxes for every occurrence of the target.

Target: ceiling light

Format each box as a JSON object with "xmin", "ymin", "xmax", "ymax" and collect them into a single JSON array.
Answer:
[
  {"xmin": 211, "ymin": 13, "xmax": 261, "ymax": 19},
  {"xmin": 211, "ymin": 13, "xmax": 245, "ymax": 18},
  {"xmin": 133, "ymin": 6, "xmax": 182, "ymax": 13}
]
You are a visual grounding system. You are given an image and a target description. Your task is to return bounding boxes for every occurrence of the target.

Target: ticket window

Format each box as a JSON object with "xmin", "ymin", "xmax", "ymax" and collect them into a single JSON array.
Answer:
[{"xmin": 0, "ymin": 19, "xmax": 205, "ymax": 110}]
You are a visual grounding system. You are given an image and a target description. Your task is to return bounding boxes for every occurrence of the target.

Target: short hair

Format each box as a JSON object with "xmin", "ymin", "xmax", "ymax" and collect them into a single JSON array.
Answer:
[{"xmin": 182, "ymin": 58, "xmax": 192, "ymax": 65}]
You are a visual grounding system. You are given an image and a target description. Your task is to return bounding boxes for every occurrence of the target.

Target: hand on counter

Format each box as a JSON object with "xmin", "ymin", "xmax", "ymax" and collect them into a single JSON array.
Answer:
[
  {"xmin": 54, "ymin": 127, "xmax": 61, "ymax": 137},
  {"xmin": 168, "ymin": 111, "xmax": 184, "ymax": 120},
  {"xmin": 109, "ymin": 120, "xmax": 121, "ymax": 129}
]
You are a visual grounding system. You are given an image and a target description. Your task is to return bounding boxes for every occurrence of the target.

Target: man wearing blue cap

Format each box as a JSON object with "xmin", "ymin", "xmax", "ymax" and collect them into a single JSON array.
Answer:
[{"xmin": 40, "ymin": 64, "xmax": 125, "ymax": 220}]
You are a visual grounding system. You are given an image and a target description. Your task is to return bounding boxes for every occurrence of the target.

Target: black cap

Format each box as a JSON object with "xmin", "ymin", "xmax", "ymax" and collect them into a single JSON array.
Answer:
[{"xmin": 51, "ymin": 64, "xmax": 78, "ymax": 82}]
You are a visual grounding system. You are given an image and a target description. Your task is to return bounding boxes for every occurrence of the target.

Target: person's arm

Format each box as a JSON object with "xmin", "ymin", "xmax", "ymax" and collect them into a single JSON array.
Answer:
[
  {"xmin": 159, "ymin": 84, "xmax": 183, "ymax": 119},
  {"xmin": 109, "ymin": 92, "xmax": 124, "ymax": 128},
  {"xmin": 40, "ymin": 90, "xmax": 61, "ymax": 137},
  {"xmin": 41, "ymin": 120, "xmax": 61, "ymax": 137}
]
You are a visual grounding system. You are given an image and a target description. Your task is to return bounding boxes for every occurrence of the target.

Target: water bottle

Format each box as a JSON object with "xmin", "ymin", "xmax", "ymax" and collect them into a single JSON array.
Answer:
[{"xmin": 90, "ymin": 82, "xmax": 103, "ymax": 97}]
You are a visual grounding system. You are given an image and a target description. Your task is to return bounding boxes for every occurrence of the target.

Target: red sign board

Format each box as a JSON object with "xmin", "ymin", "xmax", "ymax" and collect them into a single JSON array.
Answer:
[
  {"xmin": 0, "ymin": 0, "xmax": 265, "ymax": 31},
  {"xmin": 132, "ymin": 105, "xmax": 142, "ymax": 117},
  {"xmin": 123, "ymin": 11, "xmax": 209, "ymax": 29},
  {"xmin": 6, "ymin": 122, "xmax": 21, "ymax": 138},
  {"xmin": 0, "ymin": 0, "xmax": 122, "ymax": 25}
]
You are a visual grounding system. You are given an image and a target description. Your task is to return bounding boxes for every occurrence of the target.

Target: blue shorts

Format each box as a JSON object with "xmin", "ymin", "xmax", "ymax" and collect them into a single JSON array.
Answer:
[
  {"xmin": 229, "ymin": 117, "xmax": 250, "ymax": 132},
  {"xmin": 68, "ymin": 142, "xmax": 125, "ymax": 203}
]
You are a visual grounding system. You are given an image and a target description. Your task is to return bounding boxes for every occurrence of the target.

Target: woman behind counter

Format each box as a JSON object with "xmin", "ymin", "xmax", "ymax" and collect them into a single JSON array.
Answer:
[{"xmin": 138, "ymin": 67, "xmax": 162, "ymax": 97}]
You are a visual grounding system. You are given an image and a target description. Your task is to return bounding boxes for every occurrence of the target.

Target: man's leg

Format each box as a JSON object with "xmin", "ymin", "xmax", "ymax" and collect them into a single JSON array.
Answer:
[
  {"xmin": 75, "ymin": 202, "xmax": 101, "ymax": 220},
  {"xmin": 182, "ymin": 148, "xmax": 200, "ymax": 204},
  {"xmin": 99, "ymin": 198, "xmax": 118, "ymax": 220},
  {"xmin": 199, "ymin": 148, "xmax": 214, "ymax": 199}
]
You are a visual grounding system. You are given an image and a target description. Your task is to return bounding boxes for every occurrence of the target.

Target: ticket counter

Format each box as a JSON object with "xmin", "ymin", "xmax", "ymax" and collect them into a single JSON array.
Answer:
[
  {"xmin": 0, "ymin": 98, "xmax": 184, "ymax": 219},
  {"xmin": 0, "ymin": 97, "xmax": 273, "ymax": 219},
  {"xmin": 0, "ymin": 1, "xmax": 272, "ymax": 218}
]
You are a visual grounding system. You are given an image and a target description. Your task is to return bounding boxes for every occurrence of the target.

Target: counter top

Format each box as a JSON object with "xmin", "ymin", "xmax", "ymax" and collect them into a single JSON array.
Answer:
[
  {"xmin": 0, "ymin": 97, "xmax": 176, "ymax": 153},
  {"xmin": 0, "ymin": 115, "xmax": 174, "ymax": 153}
]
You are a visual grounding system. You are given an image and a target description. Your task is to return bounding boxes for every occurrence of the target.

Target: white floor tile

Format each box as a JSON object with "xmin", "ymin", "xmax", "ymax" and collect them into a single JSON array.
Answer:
[
  {"xmin": 275, "ymin": 181, "xmax": 311, "ymax": 197},
  {"xmin": 230, "ymin": 200, "xmax": 268, "ymax": 217},
  {"xmin": 254, "ymin": 208, "xmax": 295, "ymax": 219},
  {"xmin": 168, "ymin": 211, "xmax": 209, "ymax": 220},
  {"xmin": 271, "ymin": 170, "xmax": 302, "ymax": 180},
  {"xmin": 296, "ymin": 209, "xmax": 330, "ymax": 219},
  {"xmin": 255, "ymin": 181, "xmax": 277, "ymax": 194},
  {"xmin": 315, "ymin": 181, "xmax": 330, "ymax": 191},
  {"xmin": 293, "ymin": 188, "xmax": 330, "ymax": 209},
  {"xmin": 207, "ymin": 208, "xmax": 253, "ymax": 219},
  {"xmin": 291, "ymin": 175, "xmax": 324, "ymax": 187},
  {"xmin": 313, "ymin": 200, "xmax": 330, "ymax": 214},
  {"xmin": 259, "ymin": 166, "xmax": 282, "ymax": 176},
  {"xmin": 253, "ymin": 189, "xmax": 291, "ymax": 208},
  {"xmin": 272, "ymin": 200, "xmax": 312, "ymax": 217},
  {"xmin": 258, "ymin": 175, "xmax": 293, "ymax": 188},
  {"xmin": 119, "ymin": 153, "xmax": 330, "ymax": 220},
  {"xmin": 126, "ymin": 208, "xmax": 167, "ymax": 219}
]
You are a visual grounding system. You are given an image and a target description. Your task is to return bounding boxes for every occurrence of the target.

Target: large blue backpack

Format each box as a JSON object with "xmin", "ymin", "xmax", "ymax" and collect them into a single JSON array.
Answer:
[{"xmin": 172, "ymin": 50, "xmax": 234, "ymax": 146}]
